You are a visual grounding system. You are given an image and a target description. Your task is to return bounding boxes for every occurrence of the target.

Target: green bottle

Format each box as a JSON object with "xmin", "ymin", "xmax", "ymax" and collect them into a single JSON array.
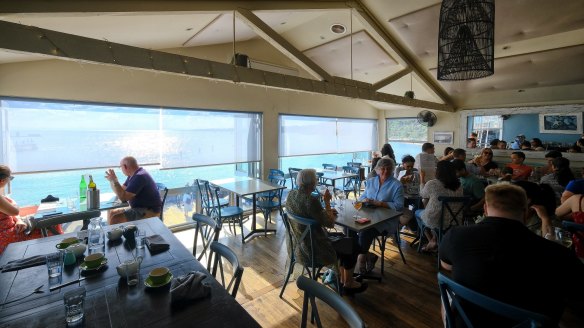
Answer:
[{"xmin": 79, "ymin": 175, "xmax": 87, "ymax": 200}]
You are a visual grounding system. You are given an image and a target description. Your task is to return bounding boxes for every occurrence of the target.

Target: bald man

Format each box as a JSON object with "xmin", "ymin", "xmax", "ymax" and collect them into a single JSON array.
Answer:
[{"xmin": 105, "ymin": 156, "xmax": 162, "ymax": 224}]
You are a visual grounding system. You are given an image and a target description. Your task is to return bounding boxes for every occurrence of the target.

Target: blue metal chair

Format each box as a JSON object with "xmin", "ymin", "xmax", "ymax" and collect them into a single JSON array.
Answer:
[
  {"xmin": 297, "ymin": 275, "xmax": 365, "ymax": 328},
  {"xmin": 417, "ymin": 196, "xmax": 470, "ymax": 270},
  {"xmin": 195, "ymin": 179, "xmax": 228, "ymax": 217},
  {"xmin": 279, "ymin": 212, "xmax": 340, "ymax": 298},
  {"xmin": 341, "ymin": 166, "xmax": 361, "ymax": 198},
  {"xmin": 346, "ymin": 162, "xmax": 362, "ymax": 168},
  {"xmin": 438, "ymin": 273, "xmax": 552, "ymax": 328},
  {"xmin": 288, "ymin": 167, "xmax": 302, "ymax": 190},
  {"xmin": 156, "ymin": 184, "xmax": 168, "ymax": 222},
  {"xmin": 212, "ymin": 187, "xmax": 245, "ymax": 244},
  {"xmin": 269, "ymin": 168, "xmax": 285, "ymax": 178},
  {"xmin": 256, "ymin": 176, "xmax": 286, "ymax": 232},
  {"xmin": 208, "ymin": 241, "xmax": 244, "ymax": 298},
  {"xmin": 192, "ymin": 213, "xmax": 221, "ymax": 268}
]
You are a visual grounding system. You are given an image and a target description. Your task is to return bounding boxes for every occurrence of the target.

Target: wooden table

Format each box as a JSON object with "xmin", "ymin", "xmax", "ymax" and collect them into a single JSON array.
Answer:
[
  {"xmin": 211, "ymin": 177, "xmax": 286, "ymax": 242},
  {"xmin": 334, "ymin": 199, "xmax": 402, "ymax": 233},
  {"xmin": 0, "ymin": 218, "xmax": 260, "ymax": 328}
]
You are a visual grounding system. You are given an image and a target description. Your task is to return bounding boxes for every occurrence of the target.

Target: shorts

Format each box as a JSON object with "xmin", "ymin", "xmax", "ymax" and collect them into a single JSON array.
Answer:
[{"xmin": 124, "ymin": 207, "xmax": 149, "ymax": 221}]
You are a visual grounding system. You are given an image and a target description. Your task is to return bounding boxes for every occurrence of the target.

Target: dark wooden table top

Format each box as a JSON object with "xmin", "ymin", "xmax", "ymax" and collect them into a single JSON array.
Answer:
[
  {"xmin": 0, "ymin": 218, "xmax": 260, "ymax": 328},
  {"xmin": 333, "ymin": 199, "xmax": 402, "ymax": 232}
]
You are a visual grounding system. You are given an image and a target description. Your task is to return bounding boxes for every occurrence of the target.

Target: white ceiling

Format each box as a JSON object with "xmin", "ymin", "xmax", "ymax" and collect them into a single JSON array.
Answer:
[{"xmin": 0, "ymin": 0, "xmax": 582, "ymax": 110}]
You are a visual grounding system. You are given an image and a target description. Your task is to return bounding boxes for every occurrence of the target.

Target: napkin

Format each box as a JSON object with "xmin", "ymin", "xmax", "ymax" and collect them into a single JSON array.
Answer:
[
  {"xmin": 145, "ymin": 234, "xmax": 170, "ymax": 253},
  {"xmin": 1, "ymin": 255, "xmax": 47, "ymax": 272},
  {"xmin": 170, "ymin": 271, "xmax": 211, "ymax": 304}
]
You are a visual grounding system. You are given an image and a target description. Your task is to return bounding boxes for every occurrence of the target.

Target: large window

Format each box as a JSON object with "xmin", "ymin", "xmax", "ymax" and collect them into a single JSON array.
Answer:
[
  {"xmin": 470, "ymin": 115, "xmax": 503, "ymax": 147},
  {"xmin": 279, "ymin": 115, "xmax": 376, "ymax": 169},
  {"xmin": 0, "ymin": 98, "xmax": 262, "ymax": 226},
  {"xmin": 386, "ymin": 118, "xmax": 428, "ymax": 161}
]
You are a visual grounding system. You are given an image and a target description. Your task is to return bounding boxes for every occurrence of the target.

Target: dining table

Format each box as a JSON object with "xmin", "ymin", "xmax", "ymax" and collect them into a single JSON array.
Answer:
[
  {"xmin": 0, "ymin": 217, "xmax": 260, "ymax": 327},
  {"xmin": 333, "ymin": 199, "xmax": 403, "ymax": 281},
  {"xmin": 316, "ymin": 170, "xmax": 359, "ymax": 189},
  {"xmin": 32, "ymin": 193, "xmax": 129, "ymax": 236},
  {"xmin": 210, "ymin": 176, "xmax": 286, "ymax": 242}
]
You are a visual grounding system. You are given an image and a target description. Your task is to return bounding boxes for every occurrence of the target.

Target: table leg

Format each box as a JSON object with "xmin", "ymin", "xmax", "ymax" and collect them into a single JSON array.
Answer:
[{"xmin": 244, "ymin": 193, "xmax": 277, "ymax": 242}]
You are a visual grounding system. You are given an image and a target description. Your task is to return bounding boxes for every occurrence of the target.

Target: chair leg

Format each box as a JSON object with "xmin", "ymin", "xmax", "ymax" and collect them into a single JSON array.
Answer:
[
  {"xmin": 279, "ymin": 258, "xmax": 296, "ymax": 298},
  {"xmin": 240, "ymin": 214, "xmax": 245, "ymax": 244},
  {"xmin": 395, "ymin": 231, "xmax": 407, "ymax": 265}
]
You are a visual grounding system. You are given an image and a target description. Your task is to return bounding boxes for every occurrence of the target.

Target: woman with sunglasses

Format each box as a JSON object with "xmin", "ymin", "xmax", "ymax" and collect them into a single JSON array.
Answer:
[
  {"xmin": 0, "ymin": 165, "xmax": 35, "ymax": 254},
  {"xmin": 468, "ymin": 148, "xmax": 499, "ymax": 176}
]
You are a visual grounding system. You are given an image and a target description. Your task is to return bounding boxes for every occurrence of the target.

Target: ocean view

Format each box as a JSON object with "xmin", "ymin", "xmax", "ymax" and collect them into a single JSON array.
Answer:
[{"xmin": 8, "ymin": 144, "xmax": 421, "ymax": 207}]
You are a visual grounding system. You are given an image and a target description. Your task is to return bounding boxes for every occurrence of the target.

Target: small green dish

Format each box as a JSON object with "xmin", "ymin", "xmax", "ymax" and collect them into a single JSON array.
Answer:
[
  {"xmin": 144, "ymin": 272, "xmax": 173, "ymax": 288},
  {"xmin": 79, "ymin": 258, "xmax": 108, "ymax": 271}
]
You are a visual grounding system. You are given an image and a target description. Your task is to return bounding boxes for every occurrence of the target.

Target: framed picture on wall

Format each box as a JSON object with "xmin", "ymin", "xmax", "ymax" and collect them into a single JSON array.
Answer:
[
  {"xmin": 539, "ymin": 113, "xmax": 582, "ymax": 134},
  {"xmin": 433, "ymin": 131, "xmax": 454, "ymax": 144}
]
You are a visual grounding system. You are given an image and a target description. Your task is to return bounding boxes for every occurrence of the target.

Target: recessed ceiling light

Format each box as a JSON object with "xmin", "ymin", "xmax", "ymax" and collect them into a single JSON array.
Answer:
[
  {"xmin": 503, "ymin": 46, "xmax": 510, "ymax": 50},
  {"xmin": 281, "ymin": 21, "xmax": 286, "ymax": 25},
  {"xmin": 186, "ymin": 28, "xmax": 193, "ymax": 31},
  {"xmin": 330, "ymin": 24, "xmax": 346, "ymax": 34},
  {"xmin": 518, "ymin": 89, "xmax": 525, "ymax": 92}
]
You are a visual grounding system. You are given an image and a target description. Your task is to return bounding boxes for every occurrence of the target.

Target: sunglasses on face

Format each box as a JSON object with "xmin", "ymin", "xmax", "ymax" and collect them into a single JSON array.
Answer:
[{"xmin": 0, "ymin": 175, "xmax": 14, "ymax": 181}]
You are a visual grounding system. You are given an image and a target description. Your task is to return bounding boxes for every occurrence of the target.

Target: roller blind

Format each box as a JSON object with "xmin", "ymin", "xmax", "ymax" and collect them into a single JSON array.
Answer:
[
  {"xmin": 0, "ymin": 99, "xmax": 261, "ymax": 173},
  {"xmin": 160, "ymin": 109, "xmax": 261, "ymax": 168},
  {"xmin": 279, "ymin": 115, "xmax": 377, "ymax": 157}
]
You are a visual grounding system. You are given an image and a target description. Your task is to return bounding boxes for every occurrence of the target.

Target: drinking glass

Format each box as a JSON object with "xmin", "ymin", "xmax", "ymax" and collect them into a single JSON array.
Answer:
[
  {"xmin": 556, "ymin": 228, "xmax": 573, "ymax": 248},
  {"xmin": 124, "ymin": 256, "xmax": 142, "ymax": 286},
  {"xmin": 64, "ymin": 287, "xmax": 86, "ymax": 324},
  {"xmin": 135, "ymin": 229, "xmax": 146, "ymax": 249},
  {"xmin": 46, "ymin": 252, "xmax": 63, "ymax": 279}
]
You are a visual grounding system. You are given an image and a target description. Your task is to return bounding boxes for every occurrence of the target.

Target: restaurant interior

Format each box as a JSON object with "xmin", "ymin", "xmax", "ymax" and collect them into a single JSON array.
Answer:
[{"xmin": 1, "ymin": 0, "xmax": 584, "ymax": 327}]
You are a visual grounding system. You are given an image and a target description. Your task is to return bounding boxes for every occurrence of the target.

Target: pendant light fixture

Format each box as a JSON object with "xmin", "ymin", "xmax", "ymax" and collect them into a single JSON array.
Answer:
[
  {"xmin": 404, "ymin": 73, "xmax": 415, "ymax": 99},
  {"xmin": 437, "ymin": 0, "xmax": 495, "ymax": 80}
]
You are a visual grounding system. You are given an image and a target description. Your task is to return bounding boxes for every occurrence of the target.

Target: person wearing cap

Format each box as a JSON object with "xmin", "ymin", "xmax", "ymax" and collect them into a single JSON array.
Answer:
[
  {"xmin": 510, "ymin": 134, "xmax": 526, "ymax": 150},
  {"xmin": 285, "ymin": 169, "xmax": 367, "ymax": 294}
]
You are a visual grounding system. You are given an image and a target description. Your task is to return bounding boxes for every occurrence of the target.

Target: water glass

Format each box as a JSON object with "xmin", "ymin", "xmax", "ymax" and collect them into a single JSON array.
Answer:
[
  {"xmin": 46, "ymin": 252, "xmax": 63, "ymax": 279},
  {"xmin": 124, "ymin": 258, "xmax": 141, "ymax": 286},
  {"xmin": 64, "ymin": 287, "xmax": 86, "ymax": 324},
  {"xmin": 135, "ymin": 229, "xmax": 146, "ymax": 249}
]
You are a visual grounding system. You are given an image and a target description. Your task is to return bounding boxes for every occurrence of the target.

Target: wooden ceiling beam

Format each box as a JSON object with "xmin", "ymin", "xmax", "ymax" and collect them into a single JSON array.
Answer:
[
  {"xmin": 372, "ymin": 68, "xmax": 412, "ymax": 90},
  {"xmin": 235, "ymin": 7, "xmax": 332, "ymax": 81},
  {"xmin": 0, "ymin": 20, "xmax": 452, "ymax": 112}
]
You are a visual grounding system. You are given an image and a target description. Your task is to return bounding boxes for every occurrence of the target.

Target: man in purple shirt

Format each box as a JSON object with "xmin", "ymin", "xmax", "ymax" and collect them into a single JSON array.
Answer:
[{"xmin": 105, "ymin": 156, "xmax": 162, "ymax": 224}]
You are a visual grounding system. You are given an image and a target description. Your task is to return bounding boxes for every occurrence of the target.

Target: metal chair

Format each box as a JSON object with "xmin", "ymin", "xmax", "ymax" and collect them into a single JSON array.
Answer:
[
  {"xmin": 195, "ymin": 179, "xmax": 228, "ymax": 217},
  {"xmin": 288, "ymin": 167, "xmax": 302, "ymax": 190},
  {"xmin": 157, "ymin": 185, "xmax": 168, "ymax": 222},
  {"xmin": 279, "ymin": 212, "xmax": 340, "ymax": 298},
  {"xmin": 438, "ymin": 273, "xmax": 552, "ymax": 328},
  {"xmin": 346, "ymin": 162, "xmax": 362, "ymax": 168},
  {"xmin": 29, "ymin": 210, "xmax": 101, "ymax": 237},
  {"xmin": 269, "ymin": 168, "xmax": 285, "ymax": 178},
  {"xmin": 256, "ymin": 175, "xmax": 286, "ymax": 232},
  {"xmin": 192, "ymin": 213, "xmax": 221, "ymax": 268},
  {"xmin": 341, "ymin": 166, "xmax": 361, "ymax": 198},
  {"xmin": 208, "ymin": 241, "xmax": 244, "ymax": 298},
  {"xmin": 297, "ymin": 275, "xmax": 365, "ymax": 328},
  {"xmin": 373, "ymin": 226, "xmax": 407, "ymax": 277},
  {"xmin": 417, "ymin": 196, "xmax": 470, "ymax": 270},
  {"xmin": 212, "ymin": 187, "xmax": 245, "ymax": 244}
]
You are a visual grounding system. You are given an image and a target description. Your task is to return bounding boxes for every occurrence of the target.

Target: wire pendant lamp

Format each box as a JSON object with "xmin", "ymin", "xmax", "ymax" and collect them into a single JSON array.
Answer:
[{"xmin": 437, "ymin": 0, "xmax": 495, "ymax": 80}]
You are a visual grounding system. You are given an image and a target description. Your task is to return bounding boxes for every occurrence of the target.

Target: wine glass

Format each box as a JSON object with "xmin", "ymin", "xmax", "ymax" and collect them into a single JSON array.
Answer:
[
  {"xmin": 352, "ymin": 200, "xmax": 363, "ymax": 219},
  {"xmin": 556, "ymin": 229, "xmax": 573, "ymax": 248}
]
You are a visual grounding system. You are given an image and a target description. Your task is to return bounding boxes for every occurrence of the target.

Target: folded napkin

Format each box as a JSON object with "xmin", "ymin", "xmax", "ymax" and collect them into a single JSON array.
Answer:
[
  {"xmin": 170, "ymin": 271, "xmax": 211, "ymax": 304},
  {"xmin": 145, "ymin": 234, "xmax": 170, "ymax": 253},
  {"xmin": 1, "ymin": 255, "xmax": 47, "ymax": 272}
]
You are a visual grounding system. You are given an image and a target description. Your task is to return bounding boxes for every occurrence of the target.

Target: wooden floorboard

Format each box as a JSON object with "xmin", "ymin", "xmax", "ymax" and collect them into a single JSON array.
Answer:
[{"xmin": 174, "ymin": 212, "xmax": 584, "ymax": 328}]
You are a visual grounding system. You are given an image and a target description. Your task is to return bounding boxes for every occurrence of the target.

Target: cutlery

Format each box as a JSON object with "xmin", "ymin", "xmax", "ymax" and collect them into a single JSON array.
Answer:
[
  {"xmin": 49, "ymin": 277, "xmax": 86, "ymax": 292},
  {"xmin": 0, "ymin": 284, "xmax": 44, "ymax": 306}
]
